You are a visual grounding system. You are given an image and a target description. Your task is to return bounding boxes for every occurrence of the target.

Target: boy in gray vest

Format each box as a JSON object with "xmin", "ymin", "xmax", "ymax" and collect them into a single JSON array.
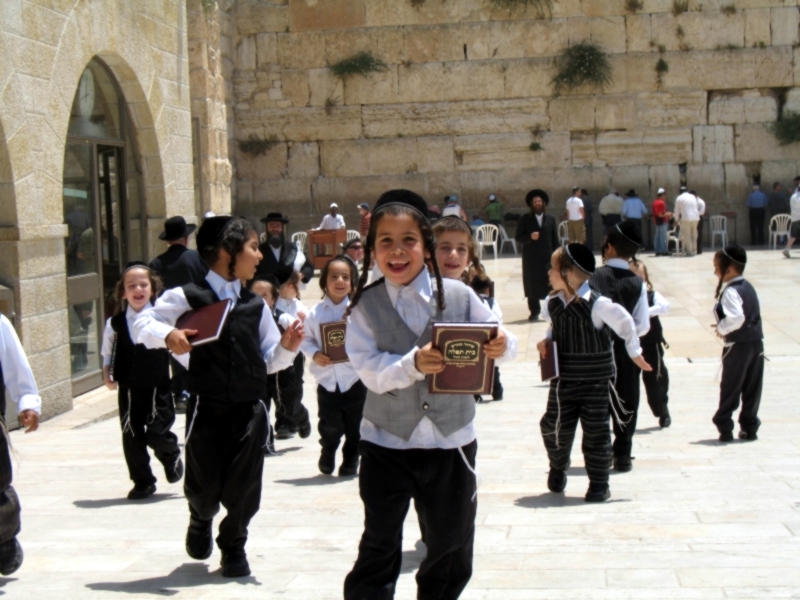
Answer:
[
  {"xmin": 712, "ymin": 245, "xmax": 764, "ymax": 442},
  {"xmin": 343, "ymin": 190, "xmax": 518, "ymax": 600}
]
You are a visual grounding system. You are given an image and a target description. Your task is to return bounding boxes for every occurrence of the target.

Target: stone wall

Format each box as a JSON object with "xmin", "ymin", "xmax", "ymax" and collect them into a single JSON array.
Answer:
[{"xmin": 230, "ymin": 0, "xmax": 800, "ymax": 241}]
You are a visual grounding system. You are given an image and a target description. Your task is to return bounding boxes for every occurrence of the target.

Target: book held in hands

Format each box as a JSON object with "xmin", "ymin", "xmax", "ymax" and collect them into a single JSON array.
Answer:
[
  {"xmin": 429, "ymin": 322, "xmax": 497, "ymax": 394},
  {"xmin": 539, "ymin": 340, "xmax": 559, "ymax": 382},
  {"xmin": 175, "ymin": 298, "xmax": 232, "ymax": 347},
  {"xmin": 320, "ymin": 320, "xmax": 349, "ymax": 363}
]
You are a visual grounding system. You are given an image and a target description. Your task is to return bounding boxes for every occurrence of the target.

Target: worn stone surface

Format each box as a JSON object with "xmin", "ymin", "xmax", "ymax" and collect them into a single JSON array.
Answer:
[
  {"xmin": 735, "ymin": 123, "xmax": 800, "ymax": 162},
  {"xmin": 237, "ymin": 106, "xmax": 362, "ymax": 142},
  {"xmin": 693, "ymin": 125, "xmax": 735, "ymax": 164},
  {"xmin": 770, "ymin": 6, "xmax": 800, "ymax": 46},
  {"xmin": 289, "ymin": 0, "xmax": 366, "ymax": 33},
  {"xmin": 636, "ymin": 92, "xmax": 708, "ymax": 128},
  {"xmin": 320, "ymin": 137, "xmax": 453, "ymax": 178},
  {"xmin": 708, "ymin": 90, "xmax": 778, "ymax": 125},
  {"xmin": 575, "ymin": 129, "xmax": 693, "ymax": 167},
  {"xmin": 454, "ymin": 132, "xmax": 571, "ymax": 171}
]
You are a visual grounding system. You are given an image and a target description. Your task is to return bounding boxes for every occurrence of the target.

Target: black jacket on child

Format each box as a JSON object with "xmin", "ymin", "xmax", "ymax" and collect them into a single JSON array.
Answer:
[
  {"xmin": 110, "ymin": 312, "xmax": 170, "ymax": 388},
  {"xmin": 714, "ymin": 279, "xmax": 763, "ymax": 343}
]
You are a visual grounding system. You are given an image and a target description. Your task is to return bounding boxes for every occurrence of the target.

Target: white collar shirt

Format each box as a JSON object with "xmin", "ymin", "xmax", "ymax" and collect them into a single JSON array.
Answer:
[
  {"xmin": 714, "ymin": 276, "xmax": 747, "ymax": 343},
  {"xmin": 0, "ymin": 314, "xmax": 41, "ymax": 414},
  {"xmin": 319, "ymin": 213, "xmax": 345, "ymax": 230},
  {"xmin": 101, "ymin": 303, "xmax": 153, "ymax": 367},
  {"xmin": 601, "ymin": 259, "xmax": 650, "ymax": 337},
  {"xmin": 300, "ymin": 296, "xmax": 359, "ymax": 393}
]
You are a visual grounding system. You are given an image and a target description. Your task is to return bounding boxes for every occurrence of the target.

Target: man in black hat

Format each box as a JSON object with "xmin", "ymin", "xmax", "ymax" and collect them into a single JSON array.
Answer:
[
  {"xmin": 515, "ymin": 189, "xmax": 560, "ymax": 321},
  {"xmin": 150, "ymin": 216, "xmax": 208, "ymax": 413},
  {"xmin": 253, "ymin": 213, "xmax": 314, "ymax": 285}
]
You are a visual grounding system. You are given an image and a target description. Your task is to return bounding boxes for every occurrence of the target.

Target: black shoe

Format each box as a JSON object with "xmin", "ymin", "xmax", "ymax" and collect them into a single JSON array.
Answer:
[
  {"xmin": 0, "ymin": 538, "xmax": 23, "ymax": 576},
  {"xmin": 719, "ymin": 431, "xmax": 734, "ymax": 442},
  {"xmin": 288, "ymin": 423, "xmax": 299, "ymax": 434},
  {"xmin": 528, "ymin": 314, "xmax": 540, "ymax": 322},
  {"xmin": 338, "ymin": 453, "xmax": 359, "ymax": 477},
  {"xmin": 298, "ymin": 419, "xmax": 312, "ymax": 439},
  {"xmin": 474, "ymin": 394, "xmax": 482, "ymax": 403},
  {"xmin": 275, "ymin": 425, "xmax": 294, "ymax": 440},
  {"xmin": 492, "ymin": 396, "xmax": 503, "ymax": 401},
  {"xmin": 221, "ymin": 548, "xmax": 250, "ymax": 577},
  {"xmin": 127, "ymin": 483, "xmax": 156, "ymax": 500},
  {"xmin": 738, "ymin": 430, "xmax": 758, "ymax": 441},
  {"xmin": 613, "ymin": 456, "xmax": 633, "ymax": 472},
  {"xmin": 585, "ymin": 483, "xmax": 611, "ymax": 503},
  {"xmin": 166, "ymin": 458, "xmax": 184, "ymax": 484},
  {"xmin": 185, "ymin": 518, "xmax": 214, "ymax": 560},
  {"xmin": 174, "ymin": 394, "xmax": 189, "ymax": 414},
  {"xmin": 659, "ymin": 414, "xmax": 671, "ymax": 428},
  {"xmin": 318, "ymin": 448, "xmax": 335, "ymax": 475},
  {"xmin": 547, "ymin": 469, "xmax": 567, "ymax": 493}
]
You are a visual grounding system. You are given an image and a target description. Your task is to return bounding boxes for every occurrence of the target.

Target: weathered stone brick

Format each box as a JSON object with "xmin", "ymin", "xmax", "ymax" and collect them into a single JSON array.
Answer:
[
  {"xmin": 288, "ymin": 142, "xmax": 320, "ymax": 179},
  {"xmin": 236, "ymin": 106, "xmax": 362, "ymax": 142},
  {"xmin": 257, "ymin": 33, "xmax": 278, "ymax": 67},
  {"xmin": 289, "ymin": 0, "xmax": 366, "ymax": 32},
  {"xmin": 686, "ymin": 163, "xmax": 726, "ymax": 205},
  {"xmin": 282, "ymin": 69, "xmax": 310, "ymax": 107},
  {"xmin": 693, "ymin": 125, "xmax": 735, "ymax": 164},
  {"xmin": 636, "ymin": 92, "xmax": 707, "ymax": 128},
  {"xmin": 343, "ymin": 67, "xmax": 398, "ymax": 105},
  {"xmin": 575, "ymin": 129, "xmax": 693, "ymax": 167},
  {"xmin": 404, "ymin": 24, "xmax": 464, "ymax": 63},
  {"xmin": 277, "ymin": 31, "xmax": 326, "ymax": 69},
  {"xmin": 549, "ymin": 96, "xmax": 595, "ymax": 132},
  {"xmin": 595, "ymin": 95, "xmax": 636, "ymax": 130},
  {"xmin": 308, "ymin": 68, "xmax": 342, "ymax": 107},
  {"xmin": 735, "ymin": 123, "xmax": 799, "ymax": 162},
  {"xmin": 626, "ymin": 14, "xmax": 653, "ymax": 53},
  {"xmin": 504, "ymin": 58, "xmax": 557, "ymax": 99},
  {"xmin": 320, "ymin": 137, "xmax": 453, "ymax": 178},
  {"xmin": 236, "ymin": 1, "xmax": 289, "ymax": 35},
  {"xmin": 651, "ymin": 11, "xmax": 744, "ymax": 52},
  {"xmin": 743, "ymin": 8, "xmax": 771, "ymax": 47},
  {"xmin": 708, "ymin": 90, "xmax": 778, "ymax": 125},
  {"xmin": 771, "ymin": 6, "xmax": 800, "ymax": 46},
  {"xmin": 453, "ymin": 133, "xmax": 570, "ymax": 171}
]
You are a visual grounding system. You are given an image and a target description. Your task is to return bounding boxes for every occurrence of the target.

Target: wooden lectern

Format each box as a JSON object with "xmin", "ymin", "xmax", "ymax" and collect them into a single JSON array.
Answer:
[{"xmin": 307, "ymin": 229, "xmax": 347, "ymax": 269}]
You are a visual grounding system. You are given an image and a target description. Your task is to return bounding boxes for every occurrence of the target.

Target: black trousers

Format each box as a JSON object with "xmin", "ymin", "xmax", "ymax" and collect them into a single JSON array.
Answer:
[
  {"xmin": 317, "ymin": 381, "xmax": 367, "ymax": 456},
  {"xmin": 0, "ymin": 419, "xmax": 20, "ymax": 545},
  {"xmin": 492, "ymin": 367, "xmax": 503, "ymax": 399},
  {"xmin": 611, "ymin": 341, "xmax": 642, "ymax": 458},
  {"xmin": 344, "ymin": 440, "xmax": 478, "ymax": 600},
  {"xmin": 527, "ymin": 297, "xmax": 541, "ymax": 318},
  {"xmin": 602, "ymin": 214, "xmax": 622, "ymax": 235},
  {"xmin": 641, "ymin": 343, "xmax": 669, "ymax": 418},
  {"xmin": 274, "ymin": 354, "xmax": 309, "ymax": 430},
  {"xmin": 749, "ymin": 208, "xmax": 766, "ymax": 245},
  {"xmin": 540, "ymin": 380, "xmax": 612, "ymax": 485},
  {"xmin": 185, "ymin": 398, "xmax": 268, "ymax": 551},
  {"xmin": 696, "ymin": 218, "xmax": 704, "ymax": 254},
  {"xmin": 713, "ymin": 341, "xmax": 764, "ymax": 436},
  {"xmin": 117, "ymin": 385, "xmax": 181, "ymax": 486}
]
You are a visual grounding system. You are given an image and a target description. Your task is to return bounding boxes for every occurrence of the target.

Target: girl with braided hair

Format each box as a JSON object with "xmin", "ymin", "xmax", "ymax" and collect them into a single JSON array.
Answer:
[{"xmin": 343, "ymin": 189, "xmax": 517, "ymax": 600}]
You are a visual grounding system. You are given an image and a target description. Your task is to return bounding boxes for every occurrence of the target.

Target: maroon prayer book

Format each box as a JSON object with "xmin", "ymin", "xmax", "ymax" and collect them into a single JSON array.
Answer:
[
  {"xmin": 175, "ymin": 299, "xmax": 232, "ymax": 347},
  {"xmin": 539, "ymin": 340, "xmax": 559, "ymax": 382},
  {"xmin": 429, "ymin": 323, "xmax": 497, "ymax": 395},
  {"xmin": 320, "ymin": 320, "xmax": 349, "ymax": 364}
]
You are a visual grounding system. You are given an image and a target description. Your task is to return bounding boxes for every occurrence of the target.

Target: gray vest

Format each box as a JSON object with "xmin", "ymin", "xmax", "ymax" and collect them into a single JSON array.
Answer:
[{"xmin": 358, "ymin": 277, "xmax": 475, "ymax": 440}]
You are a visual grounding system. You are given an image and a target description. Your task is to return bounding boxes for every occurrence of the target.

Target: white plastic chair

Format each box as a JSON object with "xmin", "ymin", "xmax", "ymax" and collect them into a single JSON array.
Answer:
[
  {"xmin": 769, "ymin": 214, "xmax": 792, "ymax": 249},
  {"xmin": 291, "ymin": 231, "xmax": 307, "ymax": 253},
  {"xmin": 475, "ymin": 224, "xmax": 499, "ymax": 260},
  {"xmin": 709, "ymin": 215, "xmax": 728, "ymax": 250},
  {"xmin": 667, "ymin": 226, "xmax": 683, "ymax": 255},
  {"xmin": 347, "ymin": 230, "xmax": 361, "ymax": 242},
  {"xmin": 497, "ymin": 224, "xmax": 517, "ymax": 255},
  {"xmin": 557, "ymin": 221, "xmax": 569, "ymax": 247}
]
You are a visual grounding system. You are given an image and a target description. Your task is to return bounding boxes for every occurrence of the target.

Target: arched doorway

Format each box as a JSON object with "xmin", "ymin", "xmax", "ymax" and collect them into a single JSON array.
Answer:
[{"xmin": 62, "ymin": 58, "xmax": 146, "ymax": 395}]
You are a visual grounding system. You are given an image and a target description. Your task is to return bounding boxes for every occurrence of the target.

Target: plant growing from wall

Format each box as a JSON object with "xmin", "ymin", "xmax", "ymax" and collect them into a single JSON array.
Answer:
[
  {"xmin": 238, "ymin": 134, "xmax": 279, "ymax": 156},
  {"xmin": 720, "ymin": 4, "xmax": 737, "ymax": 15},
  {"xmin": 200, "ymin": 0, "xmax": 216, "ymax": 18},
  {"xmin": 625, "ymin": 0, "xmax": 644, "ymax": 13},
  {"xmin": 551, "ymin": 43, "xmax": 613, "ymax": 95},
  {"xmin": 324, "ymin": 96, "xmax": 340, "ymax": 116},
  {"xmin": 672, "ymin": 0, "xmax": 688, "ymax": 16},
  {"xmin": 410, "ymin": 0, "xmax": 426, "ymax": 6},
  {"xmin": 487, "ymin": 0, "xmax": 554, "ymax": 18},
  {"xmin": 529, "ymin": 142, "xmax": 543, "ymax": 151},
  {"xmin": 330, "ymin": 52, "xmax": 389, "ymax": 80},
  {"xmin": 770, "ymin": 111, "xmax": 800, "ymax": 145},
  {"xmin": 655, "ymin": 58, "xmax": 669, "ymax": 85}
]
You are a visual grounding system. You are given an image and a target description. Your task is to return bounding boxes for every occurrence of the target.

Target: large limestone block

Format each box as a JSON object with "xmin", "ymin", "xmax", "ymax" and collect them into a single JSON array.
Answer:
[
  {"xmin": 578, "ymin": 129, "xmax": 693, "ymax": 167},
  {"xmin": 288, "ymin": 142, "xmax": 320, "ymax": 178},
  {"xmin": 398, "ymin": 61, "xmax": 504, "ymax": 104},
  {"xmin": 648, "ymin": 165, "xmax": 681, "ymax": 200},
  {"xmin": 453, "ymin": 132, "xmax": 570, "ymax": 171},
  {"xmin": 236, "ymin": 36, "xmax": 256, "ymax": 71},
  {"xmin": 504, "ymin": 58, "xmax": 557, "ymax": 99},
  {"xmin": 236, "ymin": 1, "xmax": 289, "ymax": 35},
  {"xmin": 324, "ymin": 29, "xmax": 376, "ymax": 65},
  {"xmin": 595, "ymin": 95, "xmax": 636, "ymax": 130},
  {"xmin": 550, "ymin": 0, "xmax": 582, "ymax": 18},
  {"xmin": 362, "ymin": 98, "xmax": 549, "ymax": 138},
  {"xmin": 236, "ymin": 106, "xmax": 362, "ymax": 141},
  {"xmin": 651, "ymin": 11, "xmax": 744, "ymax": 52},
  {"xmin": 458, "ymin": 171, "xmax": 499, "ymax": 205},
  {"xmin": 363, "ymin": 0, "xmax": 486, "ymax": 28},
  {"xmin": 611, "ymin": 165, "xmax": 650, "ymax": 199},
  {"xmin": 735, "ymin": 123, "xmax": 800, "ymax": 162},
  {"xmin": 724, "ymin": 163, "xmax": 749, "ymax": 214},
  {"xmin": 580, "ymin": 0, "xmax": 627, "ymax": 17},
  {"xmin": 608, "ymin": 53, "xmax": 659, "ymax": 94},
  {"xmin": 320, "ymin": 137, "xmax": 453, "ymax": 178},
  {"xmin": 549, "ymin": 96, "xmax": 595, "ymax": 132},
  {"xmin": 796, "ymin": 47, "xmax": 800, "ymax": 85},
  {"xmin": 251, "ymin": 177, "xmax": 313, "ymax": 205},
  {"xmin": 282, "ymin": 69, "xmax": 310, "ymax": 107},
  {"xmin": 427, "ymin": 171, "xmax": 462, "ymax": 203},
  {"xmin": 463, "ymin": 21, "xmax": 527, "ymax": 61},
  {"xmin": 744, "ymin": 8, "xmax": 771, "ymax": 47},
  {"xmin": 662, "ymin": 47, "xmax": 793, "ymax": 90},
  {"xmin": 708, "ymin": 91, "xmax": 778, "ymax": 124},
  {"xmin": 771, "ymin": 7, "xmax": 800, "ymax": 46},
  {"xmin": 591, "ymin": 16, "xmax": 627, "ymax": 54},
  {"xmin": 235, "ymin": 142, "xmax": 288, "ymax": 180},
  {"xmin": 343, "ymin": 67, "xmax": 398, "ymax": 105},
  {"xmin": 312, "ymin": 174, "xmax": 428, "ymax": 208},
  {"xmin": 524, "ymin": 19, "xmax": 570, "ymax": 58},
  {"xmin": 308, "ymin": 68, "xmax": 343, "ymax": 107},
  {"xmin": 404, "ymin": 24, "xmax": 465, "ymax": 63},
  {"xmin": 289, "ymin": 0, "xmax": 366, "ymax": 32},
  {"xmin": 257, "ymin": 33, "xmax": 278, "ymax": 67},
  {"xmin": 636, "ymin": 92, "xmax": 708, "ymax": 128},
  {"xmin": 693, "ymin": 126, "xmax": 735, "ymax": 164},
  {"xmin": 686, "ymin": 163, "xmax": 726, "ymax": 205},
  {"xmin": 761, "ymin": 160, "xmax": 799, "ymax": 189},
  {"xmin": 626, "ymin": 14, "xmax": 653, "ymax": 53},
  {"xmin": 785, "ymin": 88, "xmax": 800, "ymax": 112},
  {"xmin": 277, "ymin": 32, "xmax": 326, "ymax": 69}
]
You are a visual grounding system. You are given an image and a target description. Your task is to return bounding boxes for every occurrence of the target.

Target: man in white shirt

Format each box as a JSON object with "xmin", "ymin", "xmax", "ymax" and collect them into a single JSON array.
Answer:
[
  {"xmin": 564, "ymin": 186, "xmax": 586, "ymax": 243},
  {"xmin": 693, "ymin": 190, "xmax": 706, "ymax": 255},
  {"xmin": 674, "ymin": 186, "xmax": 700, "ymax": 256},
  {"xmin": 783, "ymin": 188, "xmax": 800, "ymax": 258},
  {"xmin": 318, "ymin": 203, "xmax": 346, "ymax": 230},
  {"xmin": 599, "ymin": 189, "xmax": 623, "ymax": 235}
]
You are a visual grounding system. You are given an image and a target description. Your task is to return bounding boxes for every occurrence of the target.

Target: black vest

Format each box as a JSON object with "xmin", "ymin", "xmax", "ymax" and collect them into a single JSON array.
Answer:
[
  {"xmin": 589, "ymin": 265, "xmax": 643, "ymax": 348},
  {"xmin": 183, "ymin": 281, "xmax": 268, "ymax": 403},
  {"xmin": 640, "ymin": 290, "xmax": 664, "ymax": 346},
  {"xmin": 714, "ymin": 279, "xmax": 763, "ymax": 343},
  {"xmin": 110, "ymin": 312, "xmax": 170, "ymax": 388},
  {"xmin": 547, "ymin": 291, "xmax": 615, "ymax": 381},
  {"xmin": 0, "ymin": 362, "xmax": 6, "ymax": 421}
]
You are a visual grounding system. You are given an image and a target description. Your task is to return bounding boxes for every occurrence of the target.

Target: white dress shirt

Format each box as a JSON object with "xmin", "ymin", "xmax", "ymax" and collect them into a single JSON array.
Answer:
[
  {"xmin": 674, "ymin": 192, "xmax": 700, "ymax": 222},
  {"xmin": 276, "ymin": 297, "xmax": 309, "ymax": 320},
  {"xmin": 319, "ymin": 213, "xmax": 345, "ymax": 230},
  {"xmin": 542, "ymin": 281, "xmax": 643, "ymax": 358},
  {"xmin": 132, "ymin": 270, "xmax": 295, "ymax": 374},
  {"xmin": 649, "ymin": 291, "xmax": 671, "ymax": 318},
  {"xmin": 697, "ymin": 197, "xmax": 706, "ymax": 217},
  {"xmin": 347, "ymin": 268, "xmax": 517, "ymax": 450},
  {"xmin": 301, "ymin": 295, "xmax": 360, "ymax": 393},
  {"xmin": 0, "ymin": 314, "xmax": 41, "ymax": 415},
  {"xmin": 790, "ymin": 191, "xmax": 800, "ymax": 222},
  {"xmin": 478, "ymin": 294, "xmax": 503, "ymax": 323},
  {"xmin": 714, "ymin": 276, "xmax": 747, "ymax": 339},
  {"xmin": 604, "ymin": 258, "xmax": 650, "ymax": 337}
]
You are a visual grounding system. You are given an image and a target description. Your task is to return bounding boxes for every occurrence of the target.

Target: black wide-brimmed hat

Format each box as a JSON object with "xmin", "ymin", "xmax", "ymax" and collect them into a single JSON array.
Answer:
[
  {"xmin": 565, "ymin": 243, "xmax": 595, "ymax": 274},
  {"xmin": 373, "ymin": 189, "xmax": 429, "ymax": 219},
  {"xmin": 260, "ymin": 212, "xmax": 290, "ymax": 224},
  {"xmin": 159, "ymin": 216, "xmax": 197, "ymax": 241},
  {"xmin": 196, "ymin": 216, "xmax": 235, "ymax": 253},
  {"xmin": 525, "ymin": 189, "xmax": 549, "ymax": 207},
  {"xmin": 625, "ymin": 189, "xmax": 638, "ymax": 198}
]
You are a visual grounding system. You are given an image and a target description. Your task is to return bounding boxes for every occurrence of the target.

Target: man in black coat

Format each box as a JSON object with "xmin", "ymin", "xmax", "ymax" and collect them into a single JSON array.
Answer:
[
  {"xmin": 515, "ymin": 189, "xmax": 560, "ymax": 321},
  {"xmin": 253, "ymin": 213, "xmax": 314, "ymax": 284},
  {"xmin": 150, "ymin": 216, "xmax": 207, "ymax": 414}
]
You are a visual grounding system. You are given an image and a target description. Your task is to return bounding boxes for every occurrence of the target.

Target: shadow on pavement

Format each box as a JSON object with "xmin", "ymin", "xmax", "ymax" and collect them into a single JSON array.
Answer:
[
  {"xmin": 689, "ymin": 439, "xmax": 726, "ymax": 446},
  {"xmin": 86, "ymin": 563, "xmax": 260, "ymax": 595},
  {"xmin": 274, "ymin": 474, "xmax": 353, "ymax": 486},
  {"xmin": 0, "ymin": 577, "xmax": 18, "ymax": 596},
  {"xmin": 73, "ymin": 494, "xmax": 180, "ymax": 509},
  {"xmin": 400, "ymin": 540, "xmax": 427, "ymax": 574},
  {"xmin": 515, "ymin": 493, "xmax": 631, "ymax": 508},
  {"xmin": 635, "ymin": 426, "xmax": 662, "ymax": 435}
]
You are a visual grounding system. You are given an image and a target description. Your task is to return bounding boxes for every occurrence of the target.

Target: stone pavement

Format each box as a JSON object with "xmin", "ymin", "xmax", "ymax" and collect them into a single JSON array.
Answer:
[{"xmin": 4, "ymin": 249, "xmax": 800, "ymax": 599}]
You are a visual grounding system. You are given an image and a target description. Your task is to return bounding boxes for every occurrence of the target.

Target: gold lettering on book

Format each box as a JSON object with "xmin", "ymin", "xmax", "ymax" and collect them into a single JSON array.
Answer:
[
  {"xmin": 327, "ymin": 330, "xmax": 345, "ymax": 346},
  {"xmin": 443, "ymin": 340, "xmax": 480, "ymax": 366}
]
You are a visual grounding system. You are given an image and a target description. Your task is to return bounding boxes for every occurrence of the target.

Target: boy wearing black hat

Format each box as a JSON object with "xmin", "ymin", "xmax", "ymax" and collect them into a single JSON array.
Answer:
[
  {"xmin": 589, "ymin": 222, "xmax": 651, "ymax": 472},
  {"xmin": 538, "ymin": 244, "xmax": 651, "ymax": 501},
  {"xmin": 712, "ymin": 245, "xmax": 764, "ymax": 442},
  {"xmin": 134, "ymin": 216, "xmax": 304, "ymax": 577}
]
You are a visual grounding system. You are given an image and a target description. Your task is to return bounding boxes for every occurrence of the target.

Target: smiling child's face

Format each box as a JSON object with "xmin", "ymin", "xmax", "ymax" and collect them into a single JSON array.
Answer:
[
  {"xmin": 436, "ymin": 231, "xmax": 470, "ymax": 280},
  {"xmin": 373, "ymin": 212, "xmax": 429, "ymax": 287},
  {"xmin": 325, "ymin": 260, "xmax": 352, "ymax": 304},
  {"xmin": 123, "ymin": 268, "xmax": 152, "ymax": 312}
]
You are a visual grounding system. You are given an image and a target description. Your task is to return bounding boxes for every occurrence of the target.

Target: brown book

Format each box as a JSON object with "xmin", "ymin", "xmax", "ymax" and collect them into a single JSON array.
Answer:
[
  {"xmin": 429, "ymin": 323, "xmax": 497, "ymax": 395},
  {"xmin": 321, "ymin": 320, "xmax": 349, "ymax": 363},
  {"xmin": 539, "ymin": 340, "xmax": 559, "ymax": 382},
  {"xmin": 175, "ymin": 298, "xmax": 232, "ymax": 347}
]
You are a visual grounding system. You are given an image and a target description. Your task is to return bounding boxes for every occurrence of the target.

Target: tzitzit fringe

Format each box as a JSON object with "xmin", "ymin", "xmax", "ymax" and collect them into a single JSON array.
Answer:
[{"xmin": 457, "ymin": 445, "xmax": 481, "ymax": 502}]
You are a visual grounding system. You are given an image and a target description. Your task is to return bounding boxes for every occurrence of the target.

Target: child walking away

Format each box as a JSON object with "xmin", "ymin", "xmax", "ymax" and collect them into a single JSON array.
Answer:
[
  {"xmin": 538, "ymin": 245, "xmax": 651, "ymax": 502},
  {"xmin": 300, "ymin": 256, "xmax": 366, "ymax": 476},
  {"xmin": 101, "ymin": 262, "xmax": 183, "ymax": 500},
  {"xmin": 470, "ymin": 273, "xmax": 504, "ymax": 402},
  {"xmin": 712, "ymin": 245, "xmax": 764, "ymax": 442},
  {"xmin": 343, "ymin": 190, "xmax": 518, "ymax": 600},
  {"xmin": 0, "ymin": 314, "xmax": 41, "ymax": 575},
  {"xmin": 134, "ymin": 216, "xmax": 304, "ymax": 578},
  {"xmin": 629, "ymin": 260, "xmax": 672, "ymax": 428},
  {"xmin": 589, "ymin": 222, "xmax": 650, "ymax": 473}
]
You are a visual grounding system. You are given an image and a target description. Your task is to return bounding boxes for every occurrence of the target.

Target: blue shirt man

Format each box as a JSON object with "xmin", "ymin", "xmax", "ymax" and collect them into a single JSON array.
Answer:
[
  {"xmin": 746, "ymin": 187, "xmax": 768, "ymax": 208},
  {"xmin": 621, "ymin": 192, "xmax": 648, "ymax": 219},
  {"xmin": 746, "ymin": 185, "xmax": 768, "ymax": 245}
]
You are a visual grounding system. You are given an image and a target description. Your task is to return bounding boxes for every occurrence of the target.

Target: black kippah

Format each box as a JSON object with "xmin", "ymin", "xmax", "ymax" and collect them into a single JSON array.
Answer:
[
  {"xmin": 196, "ymin": 215, "xmax": 235, "ymax": 252},
  {"xmin": 373, "ymin": 189, "xmax": 429, "ymax": 220},
  {"xmin": 565, "ymin": 243, "xmax": 596, "ymax": 274},
  {"xmin": 722, "ymin": 244, "xmax": 747, "ymax": 265},
  {"xmin": 121, "ymin": 261, "xmax": 150, "ymax": 276},
  {"xmin": 616, "ymin": 221, "xmax": 642, "ymax": 247}
]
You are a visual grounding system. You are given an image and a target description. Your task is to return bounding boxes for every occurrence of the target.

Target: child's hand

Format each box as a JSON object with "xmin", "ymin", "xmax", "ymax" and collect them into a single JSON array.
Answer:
[
  {"xmin": 167, "ymin": 329, "xmax": 196, "ymax": 355},
  {"xmin": 633, "ymin": 354, "xmax": 652, "ymax": 372},
  {"xmin": 531, "ymin": 232, "xmax": 540, "ymax": 241},
  {"xmin": 537, "ymin": 339, "xmax": 548, "ymax": 358},
  {"xmin": 18, "ymin": 410, "xmax": 39, "ymax": 433},
  {"xmin": 297, "ymin": 311, "xmax": 307, "ymax": 322},
  {"xmin": 313, "ymin": 352, "xmax": 332, "ymax": 367},
  {"xmin": 415, "ymin": 343, "xmax": 445, "ymax": 374},
  {"xmin": 281, "ymin": 320, "xmax": 305, "ymax": 352},
  {"xmin": 484, "ymin": 329, "xmax": 508, "ymax": 359},
  {"xmin": 104, "ymin": 374, "xmax": 117, "ymax": 391}
]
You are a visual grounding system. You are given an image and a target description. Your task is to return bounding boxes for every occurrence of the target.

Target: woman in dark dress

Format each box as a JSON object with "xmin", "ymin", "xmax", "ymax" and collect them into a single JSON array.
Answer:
[{"xmin": 515, "ymin": 189, "xmax": 560, "ymax": 320}]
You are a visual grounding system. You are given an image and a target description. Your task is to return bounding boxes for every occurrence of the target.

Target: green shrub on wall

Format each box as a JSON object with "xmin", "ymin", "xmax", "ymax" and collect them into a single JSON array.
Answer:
[
  {"xmin": 488, "ymin": 0, "xmax": 554, "ymax": 17},
  {"xmin": 552, "ymin": 43, "xmax": 613, "ymax": 95},
  {"xmin": 770, "ymin": 111, "xmax": 800, "ymax": 146},
  {"xmin": 330, "ymin": 52, "xmax": 389, "ymax": 80}
]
